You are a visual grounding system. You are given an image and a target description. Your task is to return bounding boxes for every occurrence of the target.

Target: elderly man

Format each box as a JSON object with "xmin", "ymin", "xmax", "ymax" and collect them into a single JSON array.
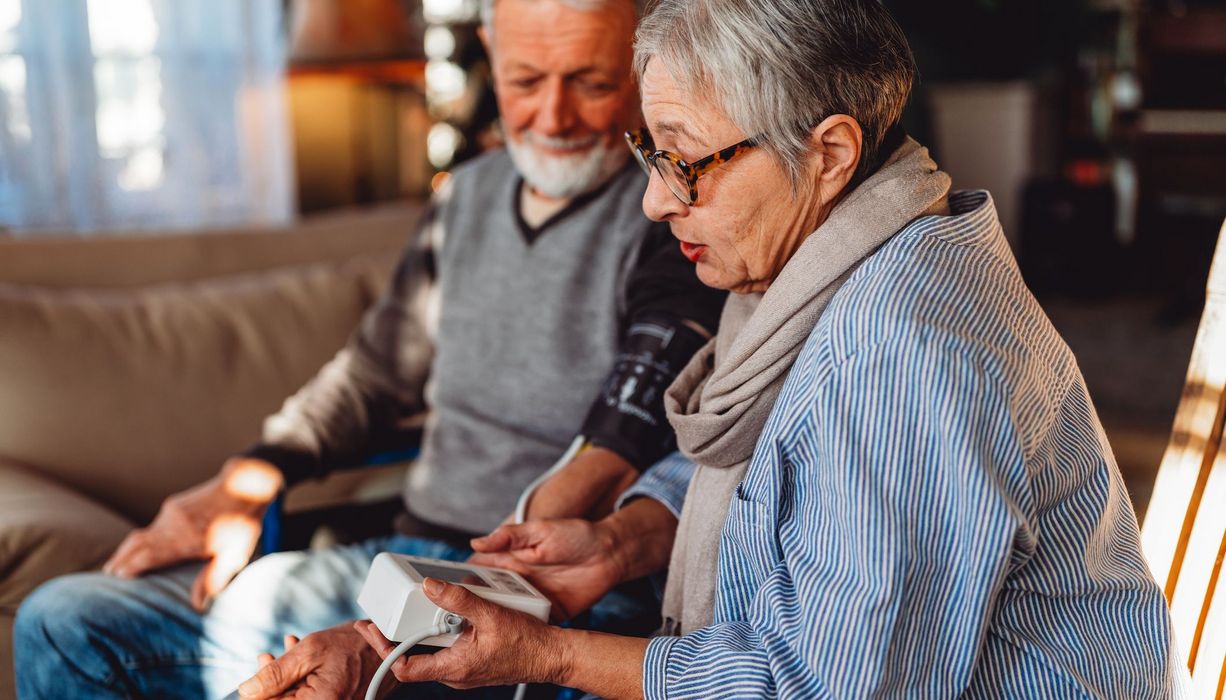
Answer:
[{"xmin": 14, "ymin": 0, "xmax": 724, "ymax": 697}]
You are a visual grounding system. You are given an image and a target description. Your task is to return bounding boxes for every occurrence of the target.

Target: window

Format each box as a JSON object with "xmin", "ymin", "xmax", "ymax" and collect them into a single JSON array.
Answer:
[{"xmin": 0, "ymin": 0, "xmax": 292, "ymax": 233}]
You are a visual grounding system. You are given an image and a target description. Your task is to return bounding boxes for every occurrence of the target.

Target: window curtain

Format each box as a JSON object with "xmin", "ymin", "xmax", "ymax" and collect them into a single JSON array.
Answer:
[{"xmin": 0, "ymin": 0, "xmax": 293, "ymax": 234}]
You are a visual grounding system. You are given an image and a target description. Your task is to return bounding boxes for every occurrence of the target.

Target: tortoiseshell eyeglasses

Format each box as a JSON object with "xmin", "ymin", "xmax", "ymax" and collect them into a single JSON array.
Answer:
[{"xmin": 624, "ymin": 128, "xmax": 758, "ymax": 206}]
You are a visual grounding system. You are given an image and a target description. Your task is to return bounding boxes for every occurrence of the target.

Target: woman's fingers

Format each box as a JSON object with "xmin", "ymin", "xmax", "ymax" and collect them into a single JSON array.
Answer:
[
  {"xmin": 474, "ymin": 522, "xmax": 578, "ymax": 564},
  {"xmin": 356, "ymin": 620, "xmax": 458, "ymax": 687},
  {"xmin": 468, "ymin": 552, "xmax": 532, "ymax": 577},
  {"xmin": 356, "ymin": 595, "xmax": 559, "ymax": 689},
  {"xmin": 470, "ymin": 524, "xmax": 525, "ymax": 553},
  {"xmin": 421, "ymin": 579, "xmax": 495, "ymax": 623},
  {"xmin": 388, "ymin": 648, "xmax": 450, "ymax": 684}
]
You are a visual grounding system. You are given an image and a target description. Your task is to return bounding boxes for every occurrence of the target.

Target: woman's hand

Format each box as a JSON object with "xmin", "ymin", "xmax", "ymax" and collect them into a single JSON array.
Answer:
[
  {"xmin": 469, "ymin": 499, "xmax": 679, "ymax": 621},
  {"xmin": 469, "ymin": 519, "xmax": 624, "ymax": 621},
  {"xmin": 355, "ymin": 578, "xmax": 568, "ymax": 689}
]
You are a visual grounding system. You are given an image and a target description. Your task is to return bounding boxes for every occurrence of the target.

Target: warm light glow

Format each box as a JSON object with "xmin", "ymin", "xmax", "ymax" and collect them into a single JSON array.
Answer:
[
  {"xmin": 1168, "ymin": 446, "xmax": 1226, "ymax": 668},
  {"xmin": 204, "ymin": 514, "xmax": 261, "ymax": 592},
  {"xmin": 87, "ymin": 0, "xmax": 158, "ymax": 54},
  {"xmin": 426, "ymin": 59, "xmax": 466, "ymax": 106},
  {"xmin": 1140, "ymin": 226, "xmax": 1226, "ymax": 688},
  {"xmin": 430, "ymin": 170, "xmax": 452, "ymax": 193},
  {"xmin": 428, "ymin": 122, "xmax": 462, "ymax": 169},
  {"xmin": 1188, "ymin": 534, "xmax": 1226, "ymax": 696},
  {"xmin": 202, "ymin": 546, "xmax": 312, "ymax": 644},
  {"xmin": 424, "ymin": 26, "xmax": 456, "ymax": 60},
  {"xmin": 224, "ymin": 462, "xmax": 283, "ymax": 502},
  {"xmin": 423, "ymin": 0, "xmax": 475, "ymax": 23},
  {"xmin": 1142, "ymin": 309, "xmax": 1226, "ymax": 591}
]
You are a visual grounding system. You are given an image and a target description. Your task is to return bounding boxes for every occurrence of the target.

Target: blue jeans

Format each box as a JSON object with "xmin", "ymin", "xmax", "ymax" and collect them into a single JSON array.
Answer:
[{"xmin": 14, "ymin": 535, "xmax": 656, "ymax": 699}]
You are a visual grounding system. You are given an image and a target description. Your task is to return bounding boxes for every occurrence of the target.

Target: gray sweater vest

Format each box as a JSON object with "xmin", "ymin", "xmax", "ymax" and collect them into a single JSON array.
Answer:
[{"xmin": 405, "ymin": 152, "xmax": 652, "ymax": 533}]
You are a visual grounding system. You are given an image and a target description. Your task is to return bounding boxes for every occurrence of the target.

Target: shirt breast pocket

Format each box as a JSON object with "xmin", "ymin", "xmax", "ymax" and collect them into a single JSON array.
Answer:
[
  {"xmin": 720, "ymin": 481, "xmax": 783, "ymax": 595},
  {"xmin": 731, "ymin": 481, "xmax": 771, "ymax": 525}
]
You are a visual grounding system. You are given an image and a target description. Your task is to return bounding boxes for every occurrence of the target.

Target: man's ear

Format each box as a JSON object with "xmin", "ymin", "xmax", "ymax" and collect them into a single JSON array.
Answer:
[
  {"xmin": 477, "ymin": 25, "xmax": 493, "ymax": 66},
  {"xmin": 808, "ymin": 115, "xmax": 863, "ymax": 199},
  {"xmin": 477, "ymin": 26, "xmax": 501, "ymax": 92}
]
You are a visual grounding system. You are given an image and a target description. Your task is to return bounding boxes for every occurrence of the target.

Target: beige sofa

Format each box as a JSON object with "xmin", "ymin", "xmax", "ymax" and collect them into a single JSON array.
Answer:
[{"xmin": 0, "ymin": 205, "xmax": 421, "ymax": 699}]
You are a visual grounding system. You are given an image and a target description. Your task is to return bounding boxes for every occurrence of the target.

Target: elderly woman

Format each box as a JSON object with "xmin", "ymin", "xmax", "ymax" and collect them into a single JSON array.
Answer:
[{"xmin": 353, "ymin": 0, "xmax": 1186, "ymax": 697}]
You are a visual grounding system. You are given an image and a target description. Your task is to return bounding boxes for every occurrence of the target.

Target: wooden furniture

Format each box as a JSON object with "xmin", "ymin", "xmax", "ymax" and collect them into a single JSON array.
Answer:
[{"xmin": 1142, "ymin": 215, "xmax": 1226, "ymax": 698}]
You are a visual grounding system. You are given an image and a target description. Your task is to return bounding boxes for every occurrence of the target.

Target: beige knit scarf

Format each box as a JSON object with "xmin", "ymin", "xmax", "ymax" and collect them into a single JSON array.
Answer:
[{"xmin": 661, "ymin": 137, "xmax": 951, "ymax": 634}]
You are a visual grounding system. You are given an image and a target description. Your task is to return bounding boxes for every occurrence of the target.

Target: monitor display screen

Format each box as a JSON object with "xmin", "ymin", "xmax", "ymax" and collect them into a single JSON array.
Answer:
[{"xmin": 413, "ymin": 562, "xmax": 493, "ymax": 588}]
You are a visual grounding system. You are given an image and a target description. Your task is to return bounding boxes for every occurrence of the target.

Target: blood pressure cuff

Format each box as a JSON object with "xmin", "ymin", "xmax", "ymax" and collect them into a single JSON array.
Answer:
[{"xmin": 580, "ymin": 310, "xmax": 710, "ymax": 471}]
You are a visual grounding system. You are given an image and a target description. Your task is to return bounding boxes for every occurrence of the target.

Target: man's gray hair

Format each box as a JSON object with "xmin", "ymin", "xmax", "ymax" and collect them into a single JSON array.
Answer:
[
  {"xmin": 480, "ymin": 0, "xmax": 646, "ymax": 38},
  {"xmin": 635, "ymin": 0, "xmax": 916, "ymax": 187}
]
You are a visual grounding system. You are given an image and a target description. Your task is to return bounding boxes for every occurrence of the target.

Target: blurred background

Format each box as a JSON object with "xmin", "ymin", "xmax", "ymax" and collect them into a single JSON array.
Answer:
[{"xmin": 0, "ymin": 0, "xmax": 1224, "ymax": 518}]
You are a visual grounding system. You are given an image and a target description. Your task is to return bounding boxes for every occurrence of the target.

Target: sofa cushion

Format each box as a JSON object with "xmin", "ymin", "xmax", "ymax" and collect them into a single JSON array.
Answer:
[
  {"xmin": 0, "ymin": 256, "xmax": 393, "ymax": 522},
  {"xmin": 0, "ymin": 461, "xmax": 133, "ymax": 700},
  {"xmin": 0, "ymin": 460, "xmax": 133, "ymax": 612}
]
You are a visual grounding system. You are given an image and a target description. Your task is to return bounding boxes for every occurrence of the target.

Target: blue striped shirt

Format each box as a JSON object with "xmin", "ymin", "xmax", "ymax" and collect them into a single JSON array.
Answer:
[
  {"xmin": 617, "ymin": 450, "xmax": 698, "ymax": 519},
  {"xmin": 633, "ymin": 192, "xmax": 1188, "ymax": 698}
]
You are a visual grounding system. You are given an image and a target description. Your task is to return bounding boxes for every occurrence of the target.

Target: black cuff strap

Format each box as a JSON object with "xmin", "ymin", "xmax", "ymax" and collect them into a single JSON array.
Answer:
[
  {"xmin": 580, "ymin": 311, "xmax": 710, "ymax": 471},
  {"xmin": 240, "ymin": 443, "xmax": 321, "ymax": 489}
]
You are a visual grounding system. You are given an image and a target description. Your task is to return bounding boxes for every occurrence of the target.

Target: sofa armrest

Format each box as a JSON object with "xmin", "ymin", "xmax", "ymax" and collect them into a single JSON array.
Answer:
[{"xmin": 0, "ymin": 459, "xmax": 133, "ymax": 613}]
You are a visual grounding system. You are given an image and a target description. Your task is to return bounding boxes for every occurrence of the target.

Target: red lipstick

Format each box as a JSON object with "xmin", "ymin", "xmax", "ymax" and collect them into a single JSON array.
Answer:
[{"xmin": 679, "ymin": 241, "xmax": 706, "ymax": 263}]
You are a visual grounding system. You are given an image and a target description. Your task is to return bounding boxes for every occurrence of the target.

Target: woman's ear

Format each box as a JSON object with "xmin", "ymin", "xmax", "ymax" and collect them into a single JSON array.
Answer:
[{"xmin": 809, "ymin": 115, "xmax": 863, "ymax": 201}]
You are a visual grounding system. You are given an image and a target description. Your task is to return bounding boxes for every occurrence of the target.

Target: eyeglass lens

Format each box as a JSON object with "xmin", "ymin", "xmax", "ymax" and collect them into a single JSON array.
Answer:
[
  {"xmin": 654, "ymin": 160, "xmax": 691, "ymax": 205},
  {"xmin": 627, "ymin": 133, "xmax": 695, "ymax": 205}
]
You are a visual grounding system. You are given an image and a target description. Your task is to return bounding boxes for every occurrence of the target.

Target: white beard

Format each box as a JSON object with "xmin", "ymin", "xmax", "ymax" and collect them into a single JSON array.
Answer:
[{"xmin": 505, "ymin": 131, "xmax": 628, "ymax": 199}]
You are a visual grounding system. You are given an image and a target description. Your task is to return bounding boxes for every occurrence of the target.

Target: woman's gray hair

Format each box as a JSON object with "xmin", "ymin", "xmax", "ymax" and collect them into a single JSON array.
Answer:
[
  {"xmin": 481, "ymin": 0, "xmax": 645, "ymax": 39},
  {"xmin": 635, "ymin": 0, "xmax": 916, "ymax": 187}
]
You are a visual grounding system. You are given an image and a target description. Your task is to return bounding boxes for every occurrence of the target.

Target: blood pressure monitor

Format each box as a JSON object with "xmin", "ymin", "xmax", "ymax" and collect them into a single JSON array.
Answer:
[{"xmin": 358, "ymin": 553, "xmax": 552, "ymax": 647}]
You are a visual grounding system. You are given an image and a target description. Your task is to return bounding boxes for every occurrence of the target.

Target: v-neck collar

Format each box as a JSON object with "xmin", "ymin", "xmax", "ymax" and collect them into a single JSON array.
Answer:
[{"xmin": 511, "ymin": 161, "xmax": 633, "ymax": 245}]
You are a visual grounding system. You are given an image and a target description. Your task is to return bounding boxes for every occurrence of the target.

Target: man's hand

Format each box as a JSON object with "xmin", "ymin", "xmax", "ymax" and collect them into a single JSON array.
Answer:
[
  {"xmin": 102, "ymin": 457, "xmax": 283, "ymax": 610},
  {"xmin": 355, "ymin": 579, "xmax": 567, "ymax": 690},
  {"xmin": 522, "ymin": 447, "xmax": 638, "ymax": 521},
  {"xmin": 238, "ymin": 622, "xmax": 385, "ymax": 699},
  {"xmin": 469, "ymin": 519, "xmax": 625, "ymax": 621}
]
